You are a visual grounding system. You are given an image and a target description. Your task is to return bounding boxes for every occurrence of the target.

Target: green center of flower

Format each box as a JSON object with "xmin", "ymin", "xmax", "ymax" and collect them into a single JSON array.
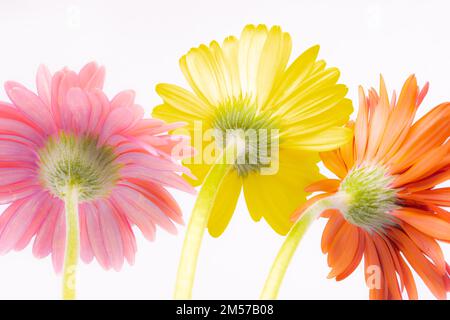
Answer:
[
  {"xmin": 38, "ymin": 133, "xmax": 121, "ymax": 202},
  {"xmin": 212, "ymin": 97, "xmax": 279, "ymax": 177},
  {"xmin": 339, "ymin": 165, "xmax": 398, "ymax": 232}
]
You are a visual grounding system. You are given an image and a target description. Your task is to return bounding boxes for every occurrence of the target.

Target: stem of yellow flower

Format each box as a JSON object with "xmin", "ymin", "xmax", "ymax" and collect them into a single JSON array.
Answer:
[
  {"xmin": 174, "ymin": 142, "xmax": 238, "ymax": 299},
  {"xmin": 260, "ymin": 195, "xmax": 343, "ymax": 299},
  {"xmin": 62, "ymin": 184, "xmax": 79, "ymax": 300}
]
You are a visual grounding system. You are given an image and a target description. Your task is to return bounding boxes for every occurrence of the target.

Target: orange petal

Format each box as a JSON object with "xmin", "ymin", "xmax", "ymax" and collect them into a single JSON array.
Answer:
[
  {"xmin": 364, "ymin": 234, "xmax": 385, "ymax": 300},
  {"xmin": 336, "ymin": 229, "xmax": 365, "ymax": 281},
  {"xmin": 389, "ymin": 102, "xmax": 450, "ymax": 172},
  {"xmin": 327, "ymin": 223, "xmax": 359, "ymax": 279},
  {"xmin": 339, "ymin": 122, "xmax": 355, "ymax": 169},
  {"xmin": 427, "ymin": 204, "xmax": 450, "ymax": 224},
  {"xmin": 365, "ymin": 82, "xmax": 391, "ymax": 160},
  {"xmin": 402, "ymin": 188, "xmax": 450, "ymax": 207},
  {"xmin": 376, "ymin": 75, "xmax": 418, "ymax": 163},
  {"xmin": 392, "ymin": 142, "xmax": 450, "ymax": 187},
  {"xmin": 372, "ymin": 233, "xmax": 402, "ymax": 299},
  {"xmin": 417, "ymin": 82, "xmax": 429, "ymax": 107},
  {"xmin": 383, "ymin": 235, "xmax": 406, "ymax": 292},
  {"xmin": 402, "ymin": 167, "xmax": 450, "ymax": 192},
  {"xmin": 290, "ymin": 193, "xmax": 330, "ymax": 221},
  {"xmin": 391, "ymin": 208, "xmax": 450, "ymax": 241},
  {"xmin": 376, "ymin": 75, "xmax": 417, "ymax": 159},
  {"xmin": 388, "ymin": 228, "xmax": 447, "ymax": 299},
  {"xmin": 321, "ymin": 212, "xmax": 345, "ymax": 253},
  {"xmin": 445, "ymin": 264, "xmax": 450, "ymax": 291},
  {"xmin": 304, "ymin": 179, "xmax": 341, "ymax": 193},
  {"xmin": 320, "ymin": 208, "xmax": 340, "ymax": 219},
  {"xmin": 320, "ymin": 150, "xmax": 348, "ymax": 179},
  {"xmin": 395, "ymin": 249, "xmax": 418, "ymax": 300},
  {"xmin": 355, "ymin": 86, "xmax": 369, "ymax": 163},
  {"xmin": 401, "ymin": 222, "xmax": 446, "ymax": 274}
]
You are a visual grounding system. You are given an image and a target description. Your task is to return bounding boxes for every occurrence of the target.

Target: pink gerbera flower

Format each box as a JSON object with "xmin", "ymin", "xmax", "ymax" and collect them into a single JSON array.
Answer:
[{"xmin": 0, "ymin": 62, "xmax": 194, "ymax": 299}]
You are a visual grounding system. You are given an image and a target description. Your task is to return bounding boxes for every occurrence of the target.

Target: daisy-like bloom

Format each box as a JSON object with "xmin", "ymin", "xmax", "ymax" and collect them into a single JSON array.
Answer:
[
  {"xmin": 153, "ymin": 24, "xmax": 353, "ymax": 298},
  {"xmin": 261, "ymin": 75, "xmax": 450, "ymax": 299},
  {"xmin": 0, "ymin": 62, "xmax": 193, "ymax": 299}
]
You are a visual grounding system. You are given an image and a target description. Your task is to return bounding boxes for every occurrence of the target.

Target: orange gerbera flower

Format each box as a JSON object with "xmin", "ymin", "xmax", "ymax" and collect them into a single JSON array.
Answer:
[{"xmin": 262, "ymin": 75, "xmax": 450, "ymax": 300}]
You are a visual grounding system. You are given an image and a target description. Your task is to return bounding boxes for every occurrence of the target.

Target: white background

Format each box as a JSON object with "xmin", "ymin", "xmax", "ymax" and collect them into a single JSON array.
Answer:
[{"xmin": 0, "ymin": 0, "xmax": 449, "ymax": 299}]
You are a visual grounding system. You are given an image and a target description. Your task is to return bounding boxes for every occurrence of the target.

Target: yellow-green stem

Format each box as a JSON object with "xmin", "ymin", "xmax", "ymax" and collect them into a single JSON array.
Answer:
[
  {"xmin": 260, "ymin": 195, "xmax": 342, "ymax": 299},
  {"xmin": 174, "ymin": 144, "xmax": 238, "ymax": 299},
  {"xmin": 62, "ymin": 184, "xmax": 79, "ymax": 300}
]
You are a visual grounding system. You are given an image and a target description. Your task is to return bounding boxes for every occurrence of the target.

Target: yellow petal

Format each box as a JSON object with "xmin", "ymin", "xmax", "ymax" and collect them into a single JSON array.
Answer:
[
  {"xmin": 284, "ymin": 127, "xmax": 353, "ymax": 151},
  {"xmin": 243, "ymin": 149, "xmax": 322, "ymax": 235},
  {"xmin": 182, "ymin": 161, "xmax": 212, "ymax": 187},
  {"xmin": 281, "ymin": 98, "xmax": 353, "ymax": 140},
  {"xmin": 153, "ymin": 83, "xmax": 214, "ymax": 133},
  {"xmin": 221, "ymin": 36, "xmax": 241, "ymax": 98},
  {"xmin": 152, "ymin": 104, "xmax": 197, "ymax": 131},
  {"xmin": 181, "ymin": 46, "xmax": 224, "ymax": 106},
  {"xmin": 284, "ymin": 85, "xmax": 348, "ymax": 121},
  {"xmin": 256, "ymin": 26, "xmax": 292, "ymax": 109},
  {"xmin": 207, "ymin": 170, "xmax": 242, "ymax": 237},
  {"xmin": 263, "ymin": 45, "xmax": 319, "ymax": 109},
  {"xmin": 272, "ymin": 63, "xmax": 341, "ymax": 118},
  {"xmin": 238, "ymin": 24, "xmax": 269, "ymax": 101}
]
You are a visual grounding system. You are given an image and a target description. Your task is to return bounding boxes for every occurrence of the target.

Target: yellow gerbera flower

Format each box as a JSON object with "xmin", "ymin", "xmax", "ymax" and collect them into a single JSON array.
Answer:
[{"xmin": 153, "ymin": 24, "xmax": 353, "ymax": 298}]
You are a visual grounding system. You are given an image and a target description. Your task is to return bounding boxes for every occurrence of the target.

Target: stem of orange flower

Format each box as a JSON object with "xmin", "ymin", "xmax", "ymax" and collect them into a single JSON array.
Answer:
[
  {"xmin": 62, "ymin": 184, "xmax": 79, "ymax": 300},
  {"xmin": 260, "ymin": 194, "xmax": 344, "ymax": 299},
  {"xmin": 174, "ymin": 142, "xmax": 239, "ymax": 299}
]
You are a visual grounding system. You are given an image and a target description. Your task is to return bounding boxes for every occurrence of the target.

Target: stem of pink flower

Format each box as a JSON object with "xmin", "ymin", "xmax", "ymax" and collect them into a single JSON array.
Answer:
[
  {"xmin": 62, "ymin": 184, "xmax": 79, "ymax": 300},
  {"xmin": 260, "ymin": 194, "xmax": 344, "ymax": 299},
  {"xmin": 174, "ymin": 142, "xmax": 238, "ymax": 299}
]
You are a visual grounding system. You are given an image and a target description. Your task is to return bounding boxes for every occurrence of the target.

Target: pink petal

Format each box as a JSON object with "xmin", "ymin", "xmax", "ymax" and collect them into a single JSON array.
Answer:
[
  {"xmin": 96, "ymin": 200, "xmax": 124, "ymax": 271},
  {"xmin": 0, "ymin": 118, "xmax": 44, "ymax": 146},
  {"xmin": 114, "ymin": 186, "xmax": 177, "ymax": 234},
  {"xmin": 0, "ymin": 168, "xmax": 37, "ymax": 186},
  {"xmin": 83, "ymin": 65, "xmax": 105, "ymax": 91},
  {"xmin": 121, "ymin": 164, "xmax": 195, "ymax": 194},
  {"xmin": 0, "ymin": 201, "xmax": 23, "ymax": 236},
  {"xmin": 84, "ymin": 202, "xmax": 111, "ymax": 269},
  {"xmin": 99, "ymin": 106, "xmax": 144, "ymax": 144},
  {"xmin": 64, "ymin": 87, "xmax": 91, "ymax": 134},
  {"xmin": 5, "ymin": 84, "xmax": 56, "ymax": 134},
  {"xmin": 14, "ymin": 193, "xmax": 54, "ymax": 251},
  {"xmin": 78, "ymin": 204, "xmax": 94, "ymax": 264},
  {"xmin": 0, "ymin": 134, "xmax": 40, "ymax": 149},
  {"xmin": 0, "ymin": 139, "xmax": 38, "ymax": 162},
  {"xmin": 0, "ymin": 182, "xmax": 41, "ymax": 205},
  {"xmin": 110, "ymin": 189, "xmax": 156, "ymax": 241},
  {"xmin": 36, "ymin": 64, "xmax": 52, "ymax": 107},
  {"xmin": 116, "ymin": 151, "xmax": 190, "ymax": 175},
  {"xmin": 51, "ymin": 209, "xmax": 65, "ymax": 273},
  {"xmin": 85, "ymin": 92, "xmax": 103, "ymax": 134},
  {"xmin": 90, "ymin": 90, "xmax": 111, "ymax": 135},
  {"xmin": 128, "ymin": 119, "xmax": 185, "ymax": 136},
  {"xmin": 79, "ymin": 62, "xmax": 100, "ymax": 88},
  {"xmin": 120, "ymin": 179, "xmax": 183, "ymax": 225},
  {"xmin": 0, "ymin": 192, "xmax": 46, "ymax": 254},
  {"xmin": 32, "ymin": 202, "xmax": 61, "ymax": 259},
  {"xmin": 57, "ymin": 70, "xmax": 80, "ymax": 130},
  {"xmin": 50, "ymin": 71, "xmax": 64, "ymax": 127},
  {"xmin": 107, "ymin": 199, "xmax": 136, "ymax": 265},
  {"xmin": 111, "ymin": 90, "xmax": 135, "ymax": 109}
]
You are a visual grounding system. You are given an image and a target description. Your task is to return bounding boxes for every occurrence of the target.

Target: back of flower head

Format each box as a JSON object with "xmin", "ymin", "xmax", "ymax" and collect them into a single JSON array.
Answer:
[
  {"xmin": 261, "ymin": 75, "xmax": 450, "ymax": 300},
  {"xmin": 0, "ymin": 62, "xmax": 194, "ymax": 299},
  {"xmin": 153, "ymin": 24, "xmax": 353, "ymax": 299}
]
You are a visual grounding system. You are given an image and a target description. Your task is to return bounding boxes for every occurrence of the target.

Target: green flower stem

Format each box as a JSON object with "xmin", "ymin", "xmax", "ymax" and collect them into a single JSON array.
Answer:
[
  {"xmin": 62, "ymin": 184, "xmax": 79, "ymax": 300},
  {"xmin": 174, "ymin": 143, "xmax": 238, "ymax": 299},
  {"xmin": 260, "ymin": 195, "xmax": 342, "ymax": 299}
]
